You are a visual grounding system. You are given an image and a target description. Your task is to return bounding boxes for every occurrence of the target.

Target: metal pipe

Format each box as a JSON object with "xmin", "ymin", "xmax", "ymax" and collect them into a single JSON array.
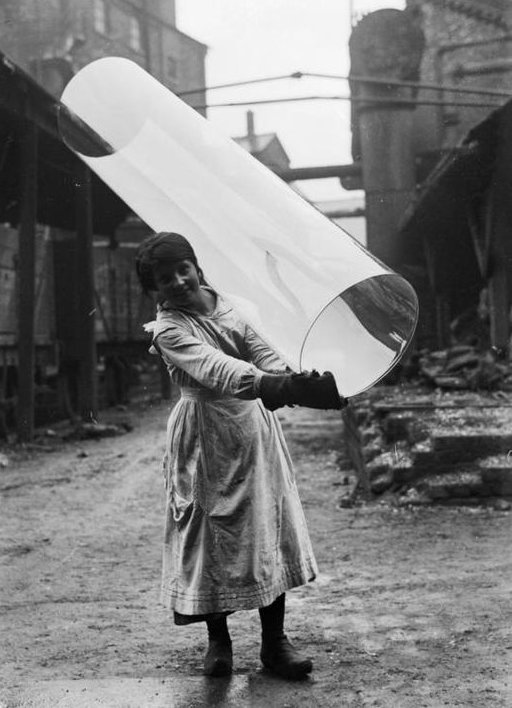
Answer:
[
  {"xmin": 453, "ymin": 58, "xmax": 512, "ymax": 78},
  {"xmin": 275, "ymin": 163, "xmax": 361, "ymax": 182}
]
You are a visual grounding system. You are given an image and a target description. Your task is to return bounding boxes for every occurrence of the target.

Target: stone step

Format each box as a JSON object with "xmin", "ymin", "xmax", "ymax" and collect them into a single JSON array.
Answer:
[
  {"xmin": 363, "ymin": 392, "xmax": 512, "ymax": 500},
  {"xmin": 405, "ymin": 457, "xmax": 512, "ymax": 500},
  {"xmin": 368, "ymin": 440, "xmax": 440, "ymax": 481},
  {"xmin": 374, "ymin": 426, "xmax": 512, "ymax": 473},
  {"xmin": 431, "ymin": 432, "xmax": 512, "ymax": 462},
  {"xmin": 367, "ymin": 447, "xmax": 512, "ymax": 498},
  {"xmin": 479, "ymin": 455, "xmax": 512, "ymax": 495},
  {"xmin": 367, "ymin": 449, "xmax": 417, "ymax": 484},
  {"xmin": 415, "ymin": 469, "xmax": 487, "ymax": 500},
  {"xmin": 382, "ymin": 411, "xmax": 429, "ymax": 444},
  {"xmin": 407, "ymin": 433, "xmax": 512, "ymax": 471},
  {"xmin": 382, "ymin": 407, "xmax": 512, "ymax": 447}
]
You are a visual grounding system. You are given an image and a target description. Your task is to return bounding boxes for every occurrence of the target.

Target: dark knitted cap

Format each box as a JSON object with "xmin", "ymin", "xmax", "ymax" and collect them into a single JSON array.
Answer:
[{"xmin": 135, "ymin": 232, "xmax": 199, "ymax": 292}]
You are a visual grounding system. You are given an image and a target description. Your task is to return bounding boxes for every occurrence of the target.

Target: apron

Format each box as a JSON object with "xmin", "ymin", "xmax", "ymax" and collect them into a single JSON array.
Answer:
[{"xmin": 147, "ymin": 294, "xmax": 317, "ymax": 615}]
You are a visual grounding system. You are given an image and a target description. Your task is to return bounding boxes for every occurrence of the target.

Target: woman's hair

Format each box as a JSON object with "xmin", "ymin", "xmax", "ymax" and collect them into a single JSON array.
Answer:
[{"xmin": 135, "ymin": 232, "xmax": 202, "ymax": 293}]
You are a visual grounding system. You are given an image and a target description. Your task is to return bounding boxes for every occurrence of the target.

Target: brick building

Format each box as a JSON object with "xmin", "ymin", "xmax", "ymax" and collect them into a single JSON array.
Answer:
[
  {"xmin": 0, "ymin": 0, "xmax": 207, "ymax": 111},
  {"xmin": 407, "ymin": 0, "xmax": 511, "ymax": 153}
]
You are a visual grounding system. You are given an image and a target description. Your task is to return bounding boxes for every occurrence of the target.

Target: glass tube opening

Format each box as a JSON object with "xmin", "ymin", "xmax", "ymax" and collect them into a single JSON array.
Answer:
[{"xmin": 301, "ymin": 274, "xmax": 418, "ymax": 397}]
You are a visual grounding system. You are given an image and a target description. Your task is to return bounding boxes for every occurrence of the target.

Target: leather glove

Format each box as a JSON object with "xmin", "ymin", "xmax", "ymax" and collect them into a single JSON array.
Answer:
[{"xmin": 259, "ymin": 370, "xmax": 346, "ymax": 411}]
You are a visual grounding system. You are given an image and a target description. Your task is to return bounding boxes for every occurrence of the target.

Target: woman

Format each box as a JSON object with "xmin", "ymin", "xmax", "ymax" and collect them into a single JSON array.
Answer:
[{"xmin": 135, "ymin": 232, "xmax": 343, "ymax": 680}]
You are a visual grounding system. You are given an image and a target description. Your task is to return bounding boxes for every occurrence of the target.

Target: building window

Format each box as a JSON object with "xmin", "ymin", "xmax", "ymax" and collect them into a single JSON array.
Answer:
[
  {"xmin": 93, "ymin": 0, "xmax": 109, "ymax": 34},
  {"xmin": 128, "ymin": 15, "xmax": 142, "ymax": 51}
]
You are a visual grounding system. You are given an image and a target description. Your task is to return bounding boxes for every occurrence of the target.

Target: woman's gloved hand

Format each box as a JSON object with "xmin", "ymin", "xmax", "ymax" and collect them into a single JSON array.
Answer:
[{"xmin": 259, "ymin": 370, "xmax": 347, "ymax": 411}]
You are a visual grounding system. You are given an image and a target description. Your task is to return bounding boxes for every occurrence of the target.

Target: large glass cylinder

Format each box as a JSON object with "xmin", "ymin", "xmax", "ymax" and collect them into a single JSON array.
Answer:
[{"xmin": 60, "ymin": 57, "xmax": 418, "ymax": 397}]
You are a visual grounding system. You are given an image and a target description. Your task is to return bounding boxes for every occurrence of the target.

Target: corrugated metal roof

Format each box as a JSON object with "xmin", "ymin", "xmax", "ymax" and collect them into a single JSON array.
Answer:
[
  {"xmin": 402, "ymin": 100, "xmax": 506, "ymax": 242},
  {"xmin": 0, "ymin": 51, "xmax": 130, "ymax": 235},
  {"xmin": 400, "ymin": 99, "xmax": 512, "ymax": 293}
]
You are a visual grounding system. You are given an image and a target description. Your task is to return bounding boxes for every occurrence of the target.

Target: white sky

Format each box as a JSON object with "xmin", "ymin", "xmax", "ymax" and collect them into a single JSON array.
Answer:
[{"xmin": 177, "ymin": 0, "xmax": 406, "ymax": 202}]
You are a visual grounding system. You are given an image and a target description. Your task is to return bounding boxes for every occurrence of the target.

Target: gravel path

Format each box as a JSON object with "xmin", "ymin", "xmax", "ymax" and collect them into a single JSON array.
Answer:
[{"xmin": 1, "ymin": 398, "xmax": 511, "ymax": 707}]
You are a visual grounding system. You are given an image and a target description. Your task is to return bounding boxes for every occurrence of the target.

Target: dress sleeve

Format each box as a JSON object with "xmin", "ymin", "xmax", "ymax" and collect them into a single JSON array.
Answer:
[
  {"xmin": 154, "ymin": 323, "xmax": 263, "ymax": 398},
  {"xmin": 243, "ymin": 324, "xmax": 291, "ymax": 373}
]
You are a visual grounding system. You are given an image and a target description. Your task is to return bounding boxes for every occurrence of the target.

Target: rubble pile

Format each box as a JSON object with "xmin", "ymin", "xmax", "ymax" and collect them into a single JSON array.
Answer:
[
  {"xmin": 342, "ymin": 384, "xmax": 512, "ymax": 508},
  {"xmin": 416, "ymin": 345, "xmax": 512, "ymax": 391}
]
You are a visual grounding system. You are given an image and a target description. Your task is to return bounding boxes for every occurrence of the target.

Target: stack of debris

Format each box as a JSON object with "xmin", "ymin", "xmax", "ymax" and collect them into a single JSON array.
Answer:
[
  {"xmin": 416, "ymin": 345, "xmax": 512, "ymax": 391},
  {"xmin": 341, "ymin": 385, "xmax": 512, "ymax": 508}
]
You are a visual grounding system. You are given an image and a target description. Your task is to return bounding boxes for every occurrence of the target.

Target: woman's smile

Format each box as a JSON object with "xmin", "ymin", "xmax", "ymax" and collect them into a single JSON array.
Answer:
[
  {"xmin": 152, "ymin": 258, "xmax": 213, "ymax": 314},
  {"xmin": 171, "ymin": 287, "xmax": 194, "ymax": 303}
]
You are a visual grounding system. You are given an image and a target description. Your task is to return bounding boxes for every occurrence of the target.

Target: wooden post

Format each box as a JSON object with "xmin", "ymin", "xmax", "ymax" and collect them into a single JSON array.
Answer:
[
  {"xmin": 75, "ymin": 162, "xmax": 98, "ymax": 420},
  {"xmin": 487, "ymin": 109, "xmax": 512, "ymax": 352},
  {"xmin": 342, "ymin": 404, "xmax": 372, "ymax": 500},
  {"xmin": 17, "ymin": 121, "xmax": 38, "ymax": 442}
]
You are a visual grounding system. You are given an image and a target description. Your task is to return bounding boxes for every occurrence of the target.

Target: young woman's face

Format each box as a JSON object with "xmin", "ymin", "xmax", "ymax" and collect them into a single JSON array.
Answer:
[{"xmin": 153, "ymin": 258, "xmax": 202, "ymax": 308}]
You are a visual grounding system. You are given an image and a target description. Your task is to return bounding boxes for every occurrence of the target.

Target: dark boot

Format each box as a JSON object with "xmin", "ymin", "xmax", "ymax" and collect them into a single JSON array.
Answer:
[
  {"xmin": 259, "ymin": 594, "xmax": 313, "ymax": 680},
  {"xmin": 204, "ymin": 616, "xmax": 233, "ymax": 677}
]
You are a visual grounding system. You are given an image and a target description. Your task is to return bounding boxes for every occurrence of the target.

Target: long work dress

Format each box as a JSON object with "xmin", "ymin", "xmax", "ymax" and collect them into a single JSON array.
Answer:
[{"xmin": 148, "ymin": 291, "xmax": 317, "ymax": 617}]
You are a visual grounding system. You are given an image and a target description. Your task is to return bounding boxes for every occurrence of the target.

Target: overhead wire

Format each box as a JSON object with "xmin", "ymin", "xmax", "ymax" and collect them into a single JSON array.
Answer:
[
  {"xmin": 187, "ymin": 95, "xmax": 504, "ymax": 111},
  {"xmin": 302, "ymin": 71, "xmax": 512, "ymax": 99},
  {"xmin": 177, "ymin": 70, "xmax": 512, "ymax": 101},
  {"xmin": 177, "ymin": 73, "xmax": 302, "ymax": 97}
]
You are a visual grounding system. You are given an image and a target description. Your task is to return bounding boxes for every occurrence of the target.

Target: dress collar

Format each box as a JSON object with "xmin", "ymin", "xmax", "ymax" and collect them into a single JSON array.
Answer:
[{"xmin": 159, "ymin": 287, "xmax": 232, "ymax": 319}]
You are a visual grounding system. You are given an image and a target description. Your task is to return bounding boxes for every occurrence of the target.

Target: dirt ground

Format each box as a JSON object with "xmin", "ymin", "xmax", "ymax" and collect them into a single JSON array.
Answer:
[{"xmin": 1, "ymin": 394, "xmax": 511, "ymax": 707}]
